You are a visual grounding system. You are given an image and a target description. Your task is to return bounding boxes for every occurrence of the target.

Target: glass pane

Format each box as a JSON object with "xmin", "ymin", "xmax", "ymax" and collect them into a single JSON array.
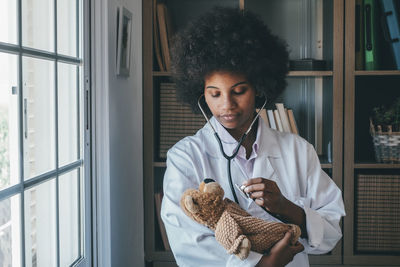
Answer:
[
  {"xmin": 23, "ymin": 57, "xmax": 55, "ymax": 179},
  {"xmin": 58, "ymin": 63, "xmax": 78, "ymax": 166},
  {"xmin": 283, "ymin": 76, "xmax": 333, "ymax": 163},
  {"xmin": 0, "ymin": 0, "xmax": 18, "ymax": 44},
  {"xmin": 246, "ymin": 0, "xmax": 333, "ymax": 64},
  {"xmin": 59, "ymin": 170, "xmax": 80, "ymax": 266},
  {"xmin": 22, "ymin": 0, "xmax": 55, "ymax": 52},
  {"xmin": 24, "ymin": 179, "xmax": 57, "ymax": 267},
  {"xmin": 57, "ymin": 0, "xmax": 77, "ymax": 57},
  {"xmin": 0, "ymin": 194, "xmax": 21, "ymax": 267},
  {"xmin": 0, "ymin": 53, "xmax": 19, "ymax": 190}
]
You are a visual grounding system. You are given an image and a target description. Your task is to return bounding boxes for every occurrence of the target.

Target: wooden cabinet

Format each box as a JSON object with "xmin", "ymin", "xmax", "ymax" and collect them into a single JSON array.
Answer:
[
  {"xmin": 343, "ymin": 1, "xmax": 400, "ymax": 265},
  {"xmin": 143, "ymin": 0, "xmax": 399, "ymax": 266}
]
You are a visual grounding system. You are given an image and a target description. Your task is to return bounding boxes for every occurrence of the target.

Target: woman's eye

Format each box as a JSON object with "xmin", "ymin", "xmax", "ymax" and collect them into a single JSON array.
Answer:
[
  {"xmin": 211, "ymin": 93, "xmax": 220, "ymax": 98},
  {"xmin": 233, "ymin": 88, "xmax": 246, "ymax": 95}
]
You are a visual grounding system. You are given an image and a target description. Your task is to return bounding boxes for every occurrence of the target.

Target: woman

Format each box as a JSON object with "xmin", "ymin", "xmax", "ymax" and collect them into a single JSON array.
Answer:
[{"xmin": 161, "ymin": 6, "xmax": 345, "ymax": 267}]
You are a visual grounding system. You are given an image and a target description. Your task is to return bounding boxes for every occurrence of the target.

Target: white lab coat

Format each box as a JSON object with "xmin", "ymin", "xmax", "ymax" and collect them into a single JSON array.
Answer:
[{"xmin": 161, "ymin": 117, "xmax": 345, "ymax": 267}]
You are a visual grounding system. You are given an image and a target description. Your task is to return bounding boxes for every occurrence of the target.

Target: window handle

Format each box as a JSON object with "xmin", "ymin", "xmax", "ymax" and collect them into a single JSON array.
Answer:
[
  {"xmin": 24, "ymin": 98, "xmax": 28, "ymax": 139},
  {"xmin": 12, "ymin": 86, "xmax": 18, "ymax": 95}
]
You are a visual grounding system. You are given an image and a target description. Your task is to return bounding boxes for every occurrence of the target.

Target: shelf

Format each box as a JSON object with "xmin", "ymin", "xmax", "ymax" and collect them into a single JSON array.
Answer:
[
  {"xmin": 287, "ymin": 71, "xmax": 333, "ymax": 77},
  {"xmin": 354, "ymin": 70, "xmax": 400, "ymax": 76},
  {"xmin": 354, "ymin": 163, "xmax": 400, "ymax": 169},
  {"xmin": 153, "ymin": 162, "xmax": 166, "ymax": 167},
  {"xmin": 153, "ymin": 71, "xmax": 173, "ymax": 77},
  {"xmin": 320, "ymin": 163, "xmax": 333, "ymax": 169},
  {"xmin": 145, "ymin": 251, "xmax": 175, "ymax": 262},
  {"xmin": 153, "ymin": 70, "xmax": 334, "ymax": 77}
]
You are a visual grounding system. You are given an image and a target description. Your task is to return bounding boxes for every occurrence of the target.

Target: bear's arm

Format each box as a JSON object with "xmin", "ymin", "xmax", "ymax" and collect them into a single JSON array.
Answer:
[{"xmin": 215, "ymin": 210, "xmax": 250, "ymax": 259}]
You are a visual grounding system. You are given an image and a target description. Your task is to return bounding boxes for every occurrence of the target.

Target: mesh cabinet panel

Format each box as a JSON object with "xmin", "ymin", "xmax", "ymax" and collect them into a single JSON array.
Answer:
[{"xmin": 356, "ymin": 174, "xmax": 400, "ymax": 253}]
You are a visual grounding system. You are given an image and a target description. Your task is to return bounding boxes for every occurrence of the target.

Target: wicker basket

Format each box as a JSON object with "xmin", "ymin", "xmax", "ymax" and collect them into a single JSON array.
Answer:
[{"xmin": 370, "ymin": 119, "xmax": 400, "ymax": 163}]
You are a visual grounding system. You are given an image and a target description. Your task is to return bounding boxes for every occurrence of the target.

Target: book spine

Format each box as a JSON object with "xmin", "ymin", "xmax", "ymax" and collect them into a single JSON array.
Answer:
[
  {"xmin": 256, "ymin": 108, "xmax": 270, "ymax": 127},
  {"xmin": 267, "ymin": 110, "xmax": 277, "ymax": 130},
  {"xmin": 275, "ymin": 103, "xmax": 291, "ymax": 132},
  {"xmin": 273, "ymin": 110, "xmax": 283, "ymax": 132},
  {"xmin": 364, "ymin": 0, "xmax": 380, "ymax": 70},
  {"xmin": 287, "ymin": 109, "xmax": 299, "ymax": 135},
  {"xmin": 153, "ymin": 0, "xmax": 165, "ymax": 71},
  {"xmin": 157, "ymin": 3, "xmax": 171, "ymax": 71}
]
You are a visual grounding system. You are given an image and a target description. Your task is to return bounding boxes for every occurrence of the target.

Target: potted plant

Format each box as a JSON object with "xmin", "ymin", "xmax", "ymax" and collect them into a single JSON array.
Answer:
[{"xmin": 370, "ymin": 97, "xmax": 400, "ymax": 163}]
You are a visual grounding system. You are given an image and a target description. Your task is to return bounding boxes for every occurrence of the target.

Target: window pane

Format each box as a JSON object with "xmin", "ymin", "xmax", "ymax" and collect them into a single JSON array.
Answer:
[
  {"xmin": 0, "ymin": 53, "xmax": 19, "ymax": 190},
  {"xmin": 0, "ymin": 0, "xmax": 18, "ymax": 44},
  {"xmin": 0, "ymin": 194, "xmax": 21, "ymax": 267},
  {"xmin": 57, "ymin": 0, "xmax": 77, "ymax": 57},
  {"xmin": 23, "ymin": 57, "xmax": 55, "ymax": 179},
  {"xmin": 58, "ymin": 63, "xmax": 78, "ymax": 166},
  {"xmin": 22, "ymin": 0, "xmax": 55, "ymax": 52},
  {"xmin": 24, "ymin": 179, "xmax": 57, "ymax": 267},
  {"xmin": 59, "ymin": 169, "xmax": 80, "ymax": 266}
]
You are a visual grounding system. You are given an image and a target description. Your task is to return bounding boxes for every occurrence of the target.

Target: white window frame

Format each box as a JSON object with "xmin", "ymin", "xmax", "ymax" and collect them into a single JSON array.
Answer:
[{"xmin": 0, "ymin": 0, "xmax": 92, "ymax": 266}]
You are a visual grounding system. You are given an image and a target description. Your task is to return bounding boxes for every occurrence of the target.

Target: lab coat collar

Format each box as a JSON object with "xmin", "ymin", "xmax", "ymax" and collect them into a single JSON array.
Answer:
[{"xmin": 205, "ymin": 117, "xmax": 282, "ymax": 159}]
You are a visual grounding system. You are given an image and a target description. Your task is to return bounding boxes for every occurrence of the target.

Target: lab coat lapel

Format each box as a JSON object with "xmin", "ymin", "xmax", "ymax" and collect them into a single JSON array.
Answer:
[{"xmin": 252, "ymin": 123, "xmax": 294, "ymax": 201}]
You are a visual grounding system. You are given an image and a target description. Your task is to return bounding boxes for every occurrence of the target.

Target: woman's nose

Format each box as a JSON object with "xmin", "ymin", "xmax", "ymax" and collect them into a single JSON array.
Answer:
[{"xmin": 220, "ymin": 94, "xmax": 236, "ymax": 110}]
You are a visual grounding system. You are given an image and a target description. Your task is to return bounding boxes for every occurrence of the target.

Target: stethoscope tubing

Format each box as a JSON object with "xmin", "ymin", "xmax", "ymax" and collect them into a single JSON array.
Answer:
[{"xmin": 197, "ymin": 95, "xmax": 268, "ymax": 203}]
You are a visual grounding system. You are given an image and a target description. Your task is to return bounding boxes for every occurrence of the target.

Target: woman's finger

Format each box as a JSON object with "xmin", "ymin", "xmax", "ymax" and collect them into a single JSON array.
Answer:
[{"xmin": 242, "ymin": 177, "xmax": 264, "ymax": 186}]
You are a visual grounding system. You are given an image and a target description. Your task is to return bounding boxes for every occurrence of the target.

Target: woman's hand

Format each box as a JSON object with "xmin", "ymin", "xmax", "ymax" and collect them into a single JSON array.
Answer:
[
  {"xmin": 256, "ymin": 231, "xmax": 304, "ymax": 267},
  {"xmin": 242, "ymin": 178, "xmax": 288, "ymax": 214},
  {"xmin": 243, "ymin": 177, "xmax": 308, "ymax": 238}
]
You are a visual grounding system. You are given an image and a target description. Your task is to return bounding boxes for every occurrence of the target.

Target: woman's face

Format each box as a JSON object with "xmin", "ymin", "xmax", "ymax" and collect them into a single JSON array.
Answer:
[{"xmin": 204, "ymin": 71, "xmax": 256, "ymax": 136}]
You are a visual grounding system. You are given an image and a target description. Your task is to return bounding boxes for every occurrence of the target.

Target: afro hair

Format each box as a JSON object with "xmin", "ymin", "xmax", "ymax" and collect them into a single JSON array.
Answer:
[{"xmin": 170, "ymin": 6, "xmax": 289, "ymax": 114}]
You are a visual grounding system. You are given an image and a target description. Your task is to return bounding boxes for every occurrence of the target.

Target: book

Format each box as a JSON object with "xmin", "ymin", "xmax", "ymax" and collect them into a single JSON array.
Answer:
[
  {"xmin": 273, "ymin": 109, "xmax": 283, "ymax": 132},
  {"xmin": 287, "ymin": 109, "xmax": 299, "ymax": 135},
  {"xmin": 153, "ymin": 0, "xmax": 165, "ymax": 71},
  {"xmin": 256, "ymin": 108, "xmax": 269, "ymax": 127},
  {"xmin": 381, "ymin": 0, "xmax": 400, "ymax": 70},
  {"xmin": 355, "ymin": 0, "xmax": 365, "ymax": 70},
  {"xmin": 157, "ymin": 3, "xmax": 171, "ymax": 71},
  {"xmin": 364, "ymin": 0, "xmax": 381, "ymax": 70},
  {"xmin": 275, "ymin": 103, "xmax": 291, "ymax": 132},
  {"xmin": 154, "ymin": 192, "xmax": 171, "ymax": 251},
  {"xmin": 267, "ymin": 110, "xmax": 277, "ymax": 130}
]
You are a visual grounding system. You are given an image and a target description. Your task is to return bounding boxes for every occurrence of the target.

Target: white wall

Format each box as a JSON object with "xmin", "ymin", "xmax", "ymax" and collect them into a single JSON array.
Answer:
[{"xmin": 107, "ymin": 0, "xmax": 144, "ymax": 266}]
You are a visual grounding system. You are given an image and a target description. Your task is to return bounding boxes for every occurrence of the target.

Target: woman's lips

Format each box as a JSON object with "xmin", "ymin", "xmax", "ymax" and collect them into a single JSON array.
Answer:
[{"xmin": 220, "ymin": 114, "xmax": 239, "ymax": 122}]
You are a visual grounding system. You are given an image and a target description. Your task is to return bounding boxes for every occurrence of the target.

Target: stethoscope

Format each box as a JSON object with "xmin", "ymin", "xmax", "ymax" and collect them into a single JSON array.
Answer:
[{"xmin": 197, "ymin": 95, "xmax": 268, "ymax": 204}]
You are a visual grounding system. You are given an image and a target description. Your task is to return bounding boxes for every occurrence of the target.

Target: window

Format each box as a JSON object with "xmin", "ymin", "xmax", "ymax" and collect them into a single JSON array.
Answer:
[{"xmin": 0, "ymin": 0, "xmax": 90, "ymax": 266}]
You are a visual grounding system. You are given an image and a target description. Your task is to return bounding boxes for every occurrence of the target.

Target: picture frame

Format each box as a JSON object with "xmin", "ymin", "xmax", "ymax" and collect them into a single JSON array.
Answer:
[{"xmin": 116, "ymin": 6, "xmax": 133, "ymax": 76}]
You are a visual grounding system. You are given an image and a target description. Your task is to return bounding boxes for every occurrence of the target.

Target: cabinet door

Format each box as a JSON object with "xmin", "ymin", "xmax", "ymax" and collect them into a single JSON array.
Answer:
[
  {"xmin": 344, "ymin": 0, "xmax": 400, "ymax": 265},
  {"xmin": 245, "ymin": 0, "xmax": 343, "ymax": 264}
]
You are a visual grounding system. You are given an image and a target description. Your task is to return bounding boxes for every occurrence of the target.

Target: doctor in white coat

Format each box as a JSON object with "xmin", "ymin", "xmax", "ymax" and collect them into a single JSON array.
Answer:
[{"xmin": 161, "ymin": 7, "xmax": 345, "ymax": 267}]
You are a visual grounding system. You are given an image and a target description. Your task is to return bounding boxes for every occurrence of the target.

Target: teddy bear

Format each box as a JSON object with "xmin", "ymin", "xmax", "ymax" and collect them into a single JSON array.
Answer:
[{"xmin": 180, "ymin": 178, "xmax": 302, "ymax": 260}]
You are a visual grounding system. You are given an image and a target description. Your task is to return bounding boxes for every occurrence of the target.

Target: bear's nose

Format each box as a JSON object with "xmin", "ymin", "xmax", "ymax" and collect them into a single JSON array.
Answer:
[{"xmin": 204, "ymin": 178, "xmax": 215, "ymax": 184}]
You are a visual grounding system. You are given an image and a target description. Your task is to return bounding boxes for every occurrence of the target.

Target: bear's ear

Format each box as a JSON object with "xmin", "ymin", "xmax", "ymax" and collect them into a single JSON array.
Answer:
[
  {"xmin": 184, "ymin": 195, "xmax": 199, "ymax": 213},
  {"xmin": 204, "ymin": 182, "xmax": 224, "ymax": 197}
]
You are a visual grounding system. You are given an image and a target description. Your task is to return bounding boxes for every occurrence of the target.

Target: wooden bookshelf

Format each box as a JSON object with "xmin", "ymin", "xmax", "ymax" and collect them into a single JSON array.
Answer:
[
  {"xmin": 343, "ymin": 1, "xmax": 400, "ymax": 266},
  {"xmin": 143, "ymin": 0, "xmax": 375, "ymax": 266}
]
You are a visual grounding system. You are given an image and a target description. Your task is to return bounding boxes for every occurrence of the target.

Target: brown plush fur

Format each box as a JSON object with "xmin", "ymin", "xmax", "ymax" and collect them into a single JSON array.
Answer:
[{"xmin": 180, "ymin": 181, "xmax": 302, "ymax": 260}]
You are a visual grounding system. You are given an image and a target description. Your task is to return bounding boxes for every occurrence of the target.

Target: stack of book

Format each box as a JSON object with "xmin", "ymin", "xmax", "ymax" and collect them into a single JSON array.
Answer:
[
  {"xmin": 153, "ymin": 0, "xmax": 174, "ymax": 71},
  {"xmin": 257, "ymin": 103, "xmax": 299, "ymax": 135},
  {"xmin": 159, "ymin": 83, "xmax": 205, "ymax": 159}
]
